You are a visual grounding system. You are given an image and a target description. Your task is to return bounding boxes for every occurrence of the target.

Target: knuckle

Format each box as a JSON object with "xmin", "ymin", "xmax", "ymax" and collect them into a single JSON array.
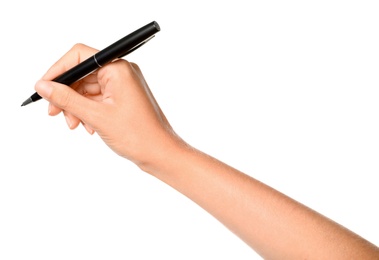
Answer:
[
  {"xmin": 99, "ymin": 60, "xmax": 133, "ymax": 82},
  {"xmin": 130, "ymin": 62, "xmax": 140, "ymax": 71},
  {"xmin": 71, "ymin": 43, "xmax": 87, "ymax": 51},
  {"xmin": 60, "ymin": 91, "xmax": 71, "ymax": 109}
]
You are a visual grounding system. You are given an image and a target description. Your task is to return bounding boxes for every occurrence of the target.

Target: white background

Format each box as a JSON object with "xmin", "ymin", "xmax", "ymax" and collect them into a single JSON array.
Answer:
[{"xmin": 1, "ymin": 1, "xmax": 378, "ymax": 259}]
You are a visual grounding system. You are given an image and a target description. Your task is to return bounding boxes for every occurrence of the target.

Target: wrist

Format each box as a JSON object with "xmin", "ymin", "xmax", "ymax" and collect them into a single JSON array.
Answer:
[{"xmin": 135, "ymin": 129, "xmax": 190, "ymax": 176}]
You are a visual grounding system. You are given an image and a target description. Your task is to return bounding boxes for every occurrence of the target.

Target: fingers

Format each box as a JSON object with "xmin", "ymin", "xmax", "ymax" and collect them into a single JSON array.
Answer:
[
  {"xmin": 50, "ymin": 102, "xmax": 94, "ymax": 134},
  {"xmin": 47, "ymin": 94, "xmax": 83, "ymax": 131},
  {"xmin": 41, "ymin": 43, "xmax": 100, "ymax": 132},
  {"xmin": 63, "ymin": 110, "xmax": 81, "ymax": 129},
  {"xmin": 82, "ymin": 123, "xmax": 95, "ymax": 135},
  {"xmin": 35, "ymin": 79, "xmax": 100, "ymax": 130},
  {"xmin": 46, "ymin": 72, "xmax": 102, "ymax": 114},
  {"xmin": 42, "ymin": 44, "xmax": 99, "ymax": 81}
]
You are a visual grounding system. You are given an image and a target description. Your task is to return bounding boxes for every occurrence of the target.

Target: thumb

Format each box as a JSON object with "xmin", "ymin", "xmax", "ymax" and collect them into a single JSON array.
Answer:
[{"xmin": 35, "ymin": 79, "xmax": 98, "ymax": 124}]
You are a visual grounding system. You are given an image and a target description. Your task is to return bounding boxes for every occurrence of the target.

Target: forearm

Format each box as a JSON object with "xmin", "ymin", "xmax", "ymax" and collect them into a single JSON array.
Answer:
[
  {"xmin": 36, "ymin": 43, "xmax": 378, "ymax": 258},
  {"xmin": 141, "ymin": 138, "xmax": 379, "ymax": 259}
]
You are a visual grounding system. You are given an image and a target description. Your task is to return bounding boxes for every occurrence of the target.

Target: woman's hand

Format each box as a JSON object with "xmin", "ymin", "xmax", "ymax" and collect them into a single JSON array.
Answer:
[
  {"xmin": 35, "ymin": 43, "xmax": 181, "ymax": 168},
  {"xmin": 35, "ymin": 43, "xmax": 379, "ymax": 259}
]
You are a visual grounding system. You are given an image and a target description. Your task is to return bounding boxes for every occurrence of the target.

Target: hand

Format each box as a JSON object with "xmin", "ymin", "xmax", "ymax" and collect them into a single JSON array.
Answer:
[
  {"xmin": 35, "ymin": 43, "xmax": 181, "ymax": 168},
  {"xmin": 34, "ymin": 44, "xmax": 379, "ymax": 259}
]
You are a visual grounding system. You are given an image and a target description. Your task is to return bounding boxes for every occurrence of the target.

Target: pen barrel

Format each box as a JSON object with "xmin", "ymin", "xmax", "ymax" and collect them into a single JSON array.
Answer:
[
  {"xmin": 52, "ymin": 21, "xmax": 160, "ymax": 85},
  {"xmin": 53, "ymin": 58, "xmax": 99, "ymax": 86},
  {"xmin": 95, "ymin": 21, "xmax": 160, "ymax": 65},
  {"xmin": 22, "ymin": 21, "xmax": 160, "ymax": 106}
]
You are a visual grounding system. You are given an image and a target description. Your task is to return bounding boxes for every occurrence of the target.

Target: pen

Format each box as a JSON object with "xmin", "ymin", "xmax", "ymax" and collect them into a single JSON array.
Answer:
[{"xmin": 21, "ymin": 21, "xmax": 160, "ymax": 106}]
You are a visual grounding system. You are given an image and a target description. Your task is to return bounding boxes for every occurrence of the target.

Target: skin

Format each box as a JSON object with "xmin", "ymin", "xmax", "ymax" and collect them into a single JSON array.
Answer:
[{"xmin": 35, "ymin": 43, "xmax": 379, "ymax": 259}]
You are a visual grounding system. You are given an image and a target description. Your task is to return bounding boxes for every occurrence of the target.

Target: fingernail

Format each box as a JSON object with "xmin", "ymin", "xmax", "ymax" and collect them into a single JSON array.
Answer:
[
  {"xmin": 65, "ymin": 115, "xmax": 72, "ymax": 128},
  {"xmin": 48, "ymin": 103, "xmax": 52, "ymax": 115},
  {"xmin": 84, "ymin": 124, "xmax": 95, "ymax": 135}
]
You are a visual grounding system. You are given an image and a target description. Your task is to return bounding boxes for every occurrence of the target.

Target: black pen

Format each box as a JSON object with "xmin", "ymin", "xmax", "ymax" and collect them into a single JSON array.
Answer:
[{"xmin": 21, "ymin": 21, "xmax": 160, "ymax": 106}]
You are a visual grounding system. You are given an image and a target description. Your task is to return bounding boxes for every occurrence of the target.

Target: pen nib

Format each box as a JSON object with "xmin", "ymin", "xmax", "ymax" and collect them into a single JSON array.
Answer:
[{"xmin": 21, "ymin": 97, "xmax": 33, "ymax": 107}]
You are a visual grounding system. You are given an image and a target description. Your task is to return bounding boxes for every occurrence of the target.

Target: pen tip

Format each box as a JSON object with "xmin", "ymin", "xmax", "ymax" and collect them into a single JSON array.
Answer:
[{"xmin": 21, "ymin": 97, "xmax": 33, "ymax": 107}]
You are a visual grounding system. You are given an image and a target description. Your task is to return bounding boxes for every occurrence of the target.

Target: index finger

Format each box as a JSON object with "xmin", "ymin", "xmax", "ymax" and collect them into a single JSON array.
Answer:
[{"xmin": 42, "ymin": 43, "xmax": 98, "ymax": 81}]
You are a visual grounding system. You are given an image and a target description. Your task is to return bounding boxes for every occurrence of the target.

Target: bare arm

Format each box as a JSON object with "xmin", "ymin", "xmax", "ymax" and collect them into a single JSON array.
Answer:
[
  {"xmin": 142, "ymin": 142, "xmax": 379, "ymax": 259},
  {"xmin": 35, "ymin": 44, "xmax": 379, "ymax": 259}
]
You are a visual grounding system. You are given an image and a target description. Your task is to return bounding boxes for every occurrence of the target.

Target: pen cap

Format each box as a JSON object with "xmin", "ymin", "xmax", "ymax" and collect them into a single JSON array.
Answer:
[{"xmin": 95, "ymin": 21, "xmax": 160, "ymax": 65}]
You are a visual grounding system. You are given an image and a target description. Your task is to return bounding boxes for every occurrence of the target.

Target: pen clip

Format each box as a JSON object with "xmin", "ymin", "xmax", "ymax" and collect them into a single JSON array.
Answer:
[{"xmin": 118, "ymin": 35, "xmax": 155, "ymax": 59}]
